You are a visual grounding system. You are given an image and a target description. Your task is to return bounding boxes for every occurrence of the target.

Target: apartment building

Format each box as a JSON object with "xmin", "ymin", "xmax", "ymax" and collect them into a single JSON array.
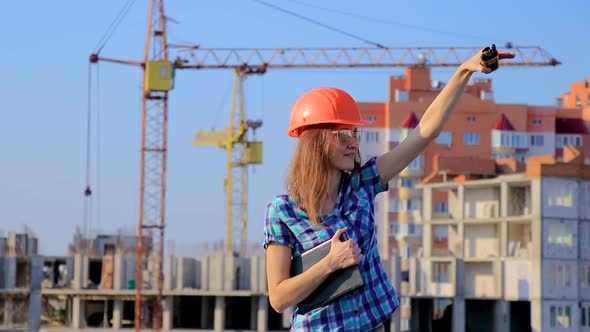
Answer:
[
  {"xmin": 399, "ymin": 148, "xmax": 590, "ymax": 332},
  {"xmin": 359, "ymin": 69, "xmax": 590, "ymax": 259},
  {"xmin": 358, "ymin": 70, "xmax": 590, "ymax": 330}
]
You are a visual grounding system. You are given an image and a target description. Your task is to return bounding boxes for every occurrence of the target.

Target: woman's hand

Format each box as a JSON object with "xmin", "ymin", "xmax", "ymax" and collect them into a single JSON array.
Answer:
[
  {"xmin": 326, "ymin": 227, "xmax": 363, "ymax": 271},
  {"xmin": 461, "ymin": 46, "xmax": 515, "ymax": 74}
]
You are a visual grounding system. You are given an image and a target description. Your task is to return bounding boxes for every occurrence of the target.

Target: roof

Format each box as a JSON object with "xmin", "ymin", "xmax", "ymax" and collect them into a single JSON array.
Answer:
[
  {"xmin": 400, "ymin": 112, "xmax": 419, "ymax": 128},
  {"xmin": 555, "ymin": 118, "xmax": 588, "ymax": 134},
  {"xmin": 492, "ymin": 113, "xmax": 515, "ymax": 131}
]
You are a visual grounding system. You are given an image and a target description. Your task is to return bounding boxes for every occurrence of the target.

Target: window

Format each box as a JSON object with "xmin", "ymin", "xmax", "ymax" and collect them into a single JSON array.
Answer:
[
  {"xmin": 548, "ymin": 224, "xmax": 574, "ymax": 247},
  {"xmin": 467, "ymin": 116, "xmax": 476, "ymax": 122},
  {"xmin": 532, "ymin": 119, "xmax": 542, "ymax": 125},
  {"xmin": 399, "ymin": 199, "xmax": 421, "ymax": 211},
  {"xmin": 551, "ymin": 262, "xmax": 572, "ymax": 287},
  {"xmin": 367, "ymin": 116, "xmax": 377, "ymax": 123},
  {"xmin": 432, "ymin": 262, "xmax": 451, "ymax": 283},
  {"xmin": 435, "ymin": 202, "xmax": 448, "ymax": 213},
  {"xmin": 581, "ymin": 306, "xmax": 587, "ymax": 327},
  {"xmin": 407, "ymin": 156, "xmax": 423, "ymax": 169},
  {"xmin": 556, "ymin": 134, "xmax": 583, "ymax": 147},
  {"xmin": 547, "ymin": 186, "xmax": 574, "ymax": 207},
  {"xmin": 550, "ymin": 305, "xmax": 571, "ymax": 328},
  {"xmin": 390, "ymin": 199, "xmax": 399, "ymax": 212},
  {"xmin": 400, "ymin": 178, "xmax": 414, "ymax": 187},
  {"xmin": 530, "ymin": 135, "xmax": 544, "ymax": 146},
  {"xmin": 464, "ymin": 132, "xmax": 480, "ymax": 145},
  {"xmin": 435, "ymin": 132, "xmax": 452, "ymax": 147},
  {"xmin": 577, "ymin": 94, "xmax": 582, "ymax": 109},
  {"xmin": 365, "ymin": 131, "xmax": 380, "ymax": 143}
]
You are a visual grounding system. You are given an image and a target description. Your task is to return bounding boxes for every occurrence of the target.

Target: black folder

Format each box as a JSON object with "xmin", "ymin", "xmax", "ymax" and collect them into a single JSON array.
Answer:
[{"xmin": 291, "ymin": 239, "xmax": 365, "ymax": 313}]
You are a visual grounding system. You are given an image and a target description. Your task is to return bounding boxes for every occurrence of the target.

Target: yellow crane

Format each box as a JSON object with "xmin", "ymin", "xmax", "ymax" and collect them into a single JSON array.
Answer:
[{"xmin": 90, "ymin": 0, "xmax": 561, "ymax": 329}]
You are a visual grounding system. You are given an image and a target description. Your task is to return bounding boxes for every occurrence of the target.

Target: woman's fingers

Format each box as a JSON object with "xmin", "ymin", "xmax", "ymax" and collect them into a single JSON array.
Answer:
[{"xmin": 498, "ymin": 51, "xmax": 516, "ymax": 60}]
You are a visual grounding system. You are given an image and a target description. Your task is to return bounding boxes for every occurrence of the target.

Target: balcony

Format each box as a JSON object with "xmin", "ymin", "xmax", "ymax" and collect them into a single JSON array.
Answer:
[
  {"xmin": 463, "ymin": 260, "xmax": 501, "ymax": 299},
  {"xmin": 503, "ymin": 259, "xmax": 532, "ymax": 300},
  {"xmin": 409, "ymin": 258, "xmax": 456, "ymax": 298},
  {"xmin": 464, "ymin": 187, "xmax": 501, "ymax": 221},
  {"xmin": 398, "ymin": 186, "xmax": 421, "ymax": 200},
  {"xmin": 464, "ymin": 224, "xmax": 500, "ymax": 259}
]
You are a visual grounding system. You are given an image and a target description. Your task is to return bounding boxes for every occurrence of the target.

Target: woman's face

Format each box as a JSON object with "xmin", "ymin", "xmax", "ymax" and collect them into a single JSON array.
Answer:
[{"xmin": 328, "ymin": 125, "xmax": 361, "ymax": 171}]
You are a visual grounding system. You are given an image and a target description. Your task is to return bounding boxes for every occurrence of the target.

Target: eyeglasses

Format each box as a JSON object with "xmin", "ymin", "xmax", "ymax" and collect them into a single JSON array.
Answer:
[{"xmin": 332, "ymin": 129, "xmax": 362, "ymax": 145}]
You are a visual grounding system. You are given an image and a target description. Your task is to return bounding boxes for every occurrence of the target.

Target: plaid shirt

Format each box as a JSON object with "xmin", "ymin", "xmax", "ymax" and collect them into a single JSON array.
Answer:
[{"xmin": 264, "ymin": 158, "xmax": 399, "ymax": 331}]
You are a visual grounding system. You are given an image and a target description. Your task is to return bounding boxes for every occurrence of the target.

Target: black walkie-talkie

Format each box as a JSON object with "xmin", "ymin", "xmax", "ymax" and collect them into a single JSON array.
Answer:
[{"xmin": 481, "ymin": 44, "xmax": 500, "ymax": 72}]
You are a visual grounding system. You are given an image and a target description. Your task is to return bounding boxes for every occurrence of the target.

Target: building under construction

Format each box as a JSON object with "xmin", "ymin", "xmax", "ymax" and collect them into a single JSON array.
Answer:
[{"xmin": 0, "ymin": 230, "xmax": 403, "ymax": 331}]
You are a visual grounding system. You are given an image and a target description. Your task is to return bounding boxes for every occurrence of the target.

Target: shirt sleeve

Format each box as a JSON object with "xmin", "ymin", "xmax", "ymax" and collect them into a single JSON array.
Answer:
[
  {"xmin": 263, "ymin": 198, "xmax": 295, "ymax": 250},
  {"xmin": 356, "ymin": 157, "xmax": 389, "ymax": 199}
]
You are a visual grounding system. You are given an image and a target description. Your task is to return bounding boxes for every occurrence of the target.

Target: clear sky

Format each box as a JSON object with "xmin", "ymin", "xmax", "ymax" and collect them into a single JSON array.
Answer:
[{"xmin": 1, "ymin": 0, "xmax": 588, "ymax": 256}]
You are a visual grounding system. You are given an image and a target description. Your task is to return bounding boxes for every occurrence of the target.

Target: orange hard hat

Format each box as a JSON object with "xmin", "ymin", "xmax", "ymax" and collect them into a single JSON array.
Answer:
[{"xmin": 288, "ymin": 87, "xmax": 370, "ymax": 137}]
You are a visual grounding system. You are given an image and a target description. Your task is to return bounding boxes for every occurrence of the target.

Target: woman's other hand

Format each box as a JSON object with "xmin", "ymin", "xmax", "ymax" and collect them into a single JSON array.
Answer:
[{"xmin": 326, "ymin": 227, "xmax": 363, "ymax": 271}]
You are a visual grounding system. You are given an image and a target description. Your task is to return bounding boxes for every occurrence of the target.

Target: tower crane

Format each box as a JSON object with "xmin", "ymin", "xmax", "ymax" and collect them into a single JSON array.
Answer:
[
  {"xmin": 89, "ymin": 0, "xmax": 561, "ymax": 330},
  {"xmin": 182, "ymin": 44, "xmax": 560, "ymax": 258}
]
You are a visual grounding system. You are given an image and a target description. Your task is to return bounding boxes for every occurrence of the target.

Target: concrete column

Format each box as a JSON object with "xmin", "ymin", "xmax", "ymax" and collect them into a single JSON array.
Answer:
[
  {"xmin": 214, "ymin": 296, "xmax": 225, "ymax": 332},
  {"xmin": 5, "ymin": 257, "xmax": 16, "ymax": 288},
  {"xmin": 422, "ymin": 187, "xmax": 433, "ymax": 221},
  {"xmin": 390, "ymin": 306, "xmax": 402, "ymax": 332},
  {"xmin": 250, "ymin": 296, "xmax": 257, "ymax": 331},
  {"xmin": 500, "ymin": 182, "xmax": 509, "ymax": 217},
  {"xmin": 530, "ymin": 299, "xmax": 543, "ymax": 332},
  {"xmin": 201, "ymin": 296, "xmax": 210, "ymax": 329},
  {"xmin": 28, "ymin": 256, "xmax": 42, "ymax": 330},
  {"xmin": 424, "ymin": 224, "xmax": 432, "ymax": 257},
  {"xmin": 282, "ymin": 306, "xmax": 294, "ymax": 328},
  {"xmin": 457, "ymin": 185, "xmax": 465, "ymax": 219},
  {"xmin": 494, "ymin": 300, "xmax": 509, "ymax": 332},
  {"xmin": 112, "ymin": 300, "xmax": 122, "ymax": 329},
  {"xmin": 28, "ymin": 292, "xmax": 42, "ymax": 329},
  {"xmin": 164, "ymin": 255, "xmax": 173, "ymax": 291},
  {"xmin": 72, "ymin": 297, "xmax": 84, "ymax": 328},
  {"xmin": 454, "ymin": 259, "xmax": 464, "ymax": 298},
  {"xmin": 256, "ymin": 296, "xmax": 268, "ymax": 332},
  {"xmin": 73, "ymin": 254, "xmax": 83, "ymax": 290},
  {"xmin": 5, "ymin": 299, "xmax": 14, "ymax": 328},
  {"xmin": 451, "ymin": 297, "xmax": 465, "ymax": 332},
  {"xmin": 500, "ymin": 221, "xmax": 508, "ymax": 257},
  {"xmin": 114, "ymin": 253, "xmax": 123, "ymax": 290},
  {"xmin": 163, "ymin": 296, "xmax": 172, "ymax": 331}
]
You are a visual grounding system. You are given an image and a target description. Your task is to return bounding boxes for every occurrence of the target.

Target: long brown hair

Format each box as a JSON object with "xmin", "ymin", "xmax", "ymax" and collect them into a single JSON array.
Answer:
[{"xmin": 287, "ymin": 126, "xmax": 333, "ymax": 225}]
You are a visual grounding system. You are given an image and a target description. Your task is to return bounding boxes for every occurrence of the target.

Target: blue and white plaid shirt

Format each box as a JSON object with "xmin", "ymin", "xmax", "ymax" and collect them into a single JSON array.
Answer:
[{"xmin": 264, "ymin": 158, "xmax": 399, "ymax": 331}]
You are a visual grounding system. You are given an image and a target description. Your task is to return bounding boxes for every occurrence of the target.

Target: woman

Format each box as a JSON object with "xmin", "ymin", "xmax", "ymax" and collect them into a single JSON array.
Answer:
[{"xmin": 263, "ymin": 48, "xmax": 514, "ymax": 331}]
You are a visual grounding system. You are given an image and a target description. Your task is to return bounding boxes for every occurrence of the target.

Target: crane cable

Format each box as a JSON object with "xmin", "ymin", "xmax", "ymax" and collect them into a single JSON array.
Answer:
[
  {"xmin": 286, "ymin": 0, "xmax": 497, "ymax": 43},
  {"xmin": 83, "ymin": 63, "xmax": 93, "ymax": 254},
  {"xmin": 83, "ymin": 63, "xmax": 103, "ymax": 254},
  {"xmin": 94, "ymin": 0, "xmax": 138, "ymax": 54},
  {"xmin": 251, "ymin": 0, "xmax": 385, "ymax": 48}
]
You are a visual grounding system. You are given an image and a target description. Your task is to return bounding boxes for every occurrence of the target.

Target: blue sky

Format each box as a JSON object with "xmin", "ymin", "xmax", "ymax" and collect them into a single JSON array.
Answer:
[{"xmin": 1, "ymin": 0, "xmax": 588, "ymax": 256}]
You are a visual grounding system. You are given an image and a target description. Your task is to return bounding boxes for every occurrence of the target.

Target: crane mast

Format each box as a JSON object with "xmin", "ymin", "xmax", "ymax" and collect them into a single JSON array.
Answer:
[{"xmin": 135, "ymin": 0, "xmax": 168, "ymax": 330}]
